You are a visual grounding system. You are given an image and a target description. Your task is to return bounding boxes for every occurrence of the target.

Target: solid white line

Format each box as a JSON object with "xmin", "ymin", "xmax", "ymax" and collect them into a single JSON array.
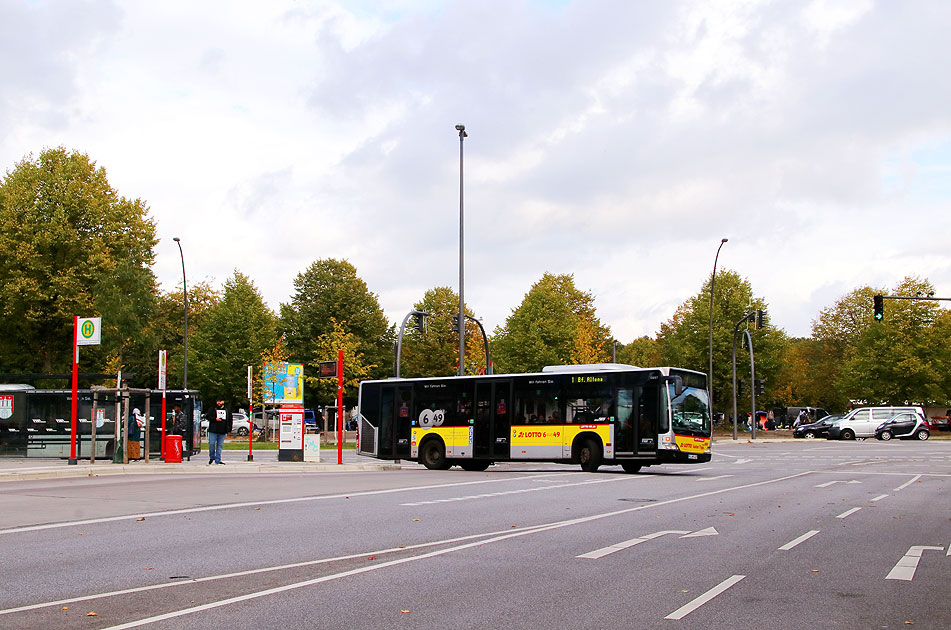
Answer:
[
  {"xmin": 92, "ymin": 472, "xmax": 813, "ymax": 629},
  {"xmin": 400, "ymin": 476, "xmax": 632, "ymax": 506},
  {"xmin": 870, "ymin": 494, "xmax": 889, "ymax": 502},
  {"xmin": 894, "ymin": 474, "xmax": 922, "ymax": 491},
  {"xmin": 778, "ymin": 530, "xmax": 820, "ymax": 551},
  {"xmin": 695, "ymin": 475, "xmax": 733, "ymax": 482},
  {"xmin": 0, "ymin": 523, "xmax": 556, "ymax": 616},
  {"xmin": 836, "ymin": 507, "xmax": 862, "ymax": 519},
  {"xmin": 664, "ymin": 575, "xmax": 746, "ymax": 620},
  {"xmin": 0, "ymin": 473, "xmax": 569, "ymax": 536}
]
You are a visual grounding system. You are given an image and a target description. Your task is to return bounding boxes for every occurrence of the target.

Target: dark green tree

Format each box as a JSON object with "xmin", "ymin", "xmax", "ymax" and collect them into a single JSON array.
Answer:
[
  {"xmin": 492, "ymin": 273, "xmax": 611, "ymax": 374},
  {"xmin": 616, "ymin": 336, "xmax": 661, "ymax": 368},
  {"xmin": 657, "ymin": 269, "xmax": 787, "ymax": 416},
  {"xmin": 840, "ymin": 277, "xmax": 951, "ymax": 405},
  {"xmin": 190, "ymin": 272, "xmax": 278, "ymax": 405},
  {"xmin": 0, "ymin": 147, "xmax": 158, "ymax": 384},
  {"xmin": 400, "ymin": 287, "xmax": 483, "ymax": 377},
  {"xmin": 279, "ymin": 259, "xmax": 394, "ymax": 380},
  {"xmin": 151, "ymin": 280, "xmax": 220, "ymax": 390}
]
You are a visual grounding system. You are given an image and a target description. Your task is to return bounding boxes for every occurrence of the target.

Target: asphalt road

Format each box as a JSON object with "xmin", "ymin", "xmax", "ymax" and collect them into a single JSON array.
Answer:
[{"xmin": 1, "ymin": 439, "xmax": 950, "ymax": 629}]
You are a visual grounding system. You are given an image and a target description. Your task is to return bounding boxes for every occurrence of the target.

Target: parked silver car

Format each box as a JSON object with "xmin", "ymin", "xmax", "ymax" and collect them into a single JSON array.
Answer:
[{"xmin": 827, "ymin": 406, "xmax": 925, "ymax": 440}]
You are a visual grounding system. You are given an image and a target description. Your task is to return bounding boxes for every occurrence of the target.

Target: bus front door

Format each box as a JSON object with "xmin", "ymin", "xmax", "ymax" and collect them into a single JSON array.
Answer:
[
  {"xmin": 475, "ymin": 380, "xmax": 511, "ymax": 460},
  {"xmin": 395, "ymin": 386, "xmax": 413, "ymax": 459}
]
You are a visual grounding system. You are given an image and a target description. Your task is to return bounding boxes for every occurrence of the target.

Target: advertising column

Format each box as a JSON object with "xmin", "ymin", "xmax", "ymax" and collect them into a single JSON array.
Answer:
[{"xmin": 266, "ymin": 362, "xmax": 305, "ymax": 462}]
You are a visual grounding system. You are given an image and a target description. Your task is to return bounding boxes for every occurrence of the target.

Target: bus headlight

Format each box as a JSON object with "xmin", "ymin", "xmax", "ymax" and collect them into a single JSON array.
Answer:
[{"xmin": 658, "ymin": 435, "xmax": 679, "ymax": 451}]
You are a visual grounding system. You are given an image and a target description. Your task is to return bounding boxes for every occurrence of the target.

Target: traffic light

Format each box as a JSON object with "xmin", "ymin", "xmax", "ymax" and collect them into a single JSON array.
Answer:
[
  {"xmin": 413, "ymin": 311, "xmax": 427, "ymax": 333},
  {"xmin": 754, "ymin": 379, "xmax": 765, "ymax": 395},
  {"xmin": 451, "ymin": 314, "xmax": 461, "ymax": 333},
  {"xmin": 756, "ymin": 309, "xmax": 768, "ymax": 329},
  {"xmin": 737, "ymin": 380, "xmax": 745, "ymax": 397},
  {"xmin": 873, "ymin": 294, "xmax": 884, "ymax": 321}
]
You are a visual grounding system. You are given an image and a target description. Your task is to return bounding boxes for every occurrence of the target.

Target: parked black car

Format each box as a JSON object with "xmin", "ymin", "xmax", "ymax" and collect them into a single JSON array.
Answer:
[
  {"xmin": 875, "ymin": 412, "xmax": 930, "ymax": 441},
  {"xmin": 793, "ymin": 413, "xmax": 842, "ymax": 439}
]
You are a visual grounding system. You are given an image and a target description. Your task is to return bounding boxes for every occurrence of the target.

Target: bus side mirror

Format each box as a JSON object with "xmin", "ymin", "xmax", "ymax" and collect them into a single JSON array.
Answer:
[{"xmin": 666, "ymin": 376, "xmax": 684, "ymax": 398}]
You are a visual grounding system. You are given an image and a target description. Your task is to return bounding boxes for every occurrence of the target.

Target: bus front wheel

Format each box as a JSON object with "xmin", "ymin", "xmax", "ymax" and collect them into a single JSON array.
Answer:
[
  {"xmin": 578, "ymin": 439, "xmax": 602, "ymax": 473},
  {"xmin": 420, "ymin": 440, "xmax": 449, "ymax": 470}
]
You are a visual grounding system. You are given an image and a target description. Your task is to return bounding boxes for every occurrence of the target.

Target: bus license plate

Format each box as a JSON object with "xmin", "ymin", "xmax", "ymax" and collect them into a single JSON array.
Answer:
[{"xmin": 688, "ymin": 454, "xmax": 698, "ymax": 460}]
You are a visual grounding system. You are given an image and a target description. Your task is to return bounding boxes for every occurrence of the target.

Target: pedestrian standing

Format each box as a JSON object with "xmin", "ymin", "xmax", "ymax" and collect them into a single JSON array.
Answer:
[
  {"xmin": 128, "ymin": 408, "xmax": 143, "ymax": 460},
  {"xmin": 206, "ymin": 398, "xmax": 233, "ymax": 465},
  {"xmin": 170, "ymin": 404, "xmax": 185, "ymax": 436}
]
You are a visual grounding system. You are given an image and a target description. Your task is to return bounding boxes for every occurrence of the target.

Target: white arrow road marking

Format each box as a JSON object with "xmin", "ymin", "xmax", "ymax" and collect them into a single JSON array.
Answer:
[
  {"xmin": 665, "ymin": 575, "xmax": 746, "ymax": 620},
  {"xmin": 886, "ymin": 546, "xmax": 944, "ymax": 581},
  {"xmin": 577, "ymin": 530, "xmax": 690, "ymax": 559},
  {"xmin": 778, "ymin": 530, "xmax": 820, "ymax": 551},
  {"xmin": 696, "ymin": 475, "xmax": 733, "ymax": 482},
  {"xmin": 814, "ymin": 480, "xmax": 862, "ymax": 488},
  {"xmin": 681, "ymin": 527, "xmax": 719, "ymax": 538}
]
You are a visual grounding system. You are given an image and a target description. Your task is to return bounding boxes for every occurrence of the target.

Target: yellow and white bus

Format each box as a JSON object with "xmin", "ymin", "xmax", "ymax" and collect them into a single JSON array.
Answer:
[{"xmin": 357, "ymin": 364, "xmax": 711, "ymax": 472}]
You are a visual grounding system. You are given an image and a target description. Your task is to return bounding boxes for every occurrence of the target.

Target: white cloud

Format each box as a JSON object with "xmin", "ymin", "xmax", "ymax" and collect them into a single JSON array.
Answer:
[{"xmin": 2, "ymin": 0, "xmax": 950, "ymax": 346}]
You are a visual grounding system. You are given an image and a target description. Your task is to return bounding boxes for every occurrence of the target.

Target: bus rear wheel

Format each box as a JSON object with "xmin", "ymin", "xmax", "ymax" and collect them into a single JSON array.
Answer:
[
  {"xmin": 420, "ymin": 440, "xmax": 449, "ymax": 470},
  {"xmin": 460, "ymin": 460, "xmax": 491, "ymax": 472},
  {"xmin": 621, "ymin": 462, "xmax": 641, "ymax": 474},
  {"xmin": 578, "ymin": 439, "xmax": 602, "ymax": 473}
]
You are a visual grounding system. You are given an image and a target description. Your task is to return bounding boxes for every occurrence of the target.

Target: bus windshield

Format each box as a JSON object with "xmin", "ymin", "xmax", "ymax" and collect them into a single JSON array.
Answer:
[{"xmin": 668, "ymin": 384, "xmax": 711, "ymax": 437}]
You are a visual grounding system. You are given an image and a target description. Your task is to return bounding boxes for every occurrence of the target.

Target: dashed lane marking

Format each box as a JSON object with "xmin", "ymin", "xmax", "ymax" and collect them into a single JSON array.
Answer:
[
  {"xmin": 894, "ymin": 475, "xmax": 922, "ymax": 491},
  {"xmin": 665, "ymin": 575, "xmax": 746, "ymax": 620},
  {"xmin": 778, "ymin": 530, "xmax": 820, "ymax": 551},
  {"xmin": 836, "ymin": 507, "xmax": 862, "ymax": 519}
]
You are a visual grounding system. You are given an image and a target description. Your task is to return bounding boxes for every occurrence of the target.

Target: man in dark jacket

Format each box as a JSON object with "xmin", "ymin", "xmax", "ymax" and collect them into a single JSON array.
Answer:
[{"xmin": 207, "ymin": 398, "xmax": 233, "ymax": 465}]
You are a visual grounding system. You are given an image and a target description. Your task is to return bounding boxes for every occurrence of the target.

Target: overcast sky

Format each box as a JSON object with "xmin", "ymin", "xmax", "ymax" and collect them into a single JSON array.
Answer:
[{"xmin": 3, "ymin": 0, "xmax": 950, "ymax": 342}]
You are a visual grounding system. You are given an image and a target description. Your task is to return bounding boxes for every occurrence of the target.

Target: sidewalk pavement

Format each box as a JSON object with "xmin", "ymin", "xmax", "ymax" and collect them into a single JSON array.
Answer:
[{"xmin": 0, "ymin": 450, "xmax": 401, "ymax": 483}]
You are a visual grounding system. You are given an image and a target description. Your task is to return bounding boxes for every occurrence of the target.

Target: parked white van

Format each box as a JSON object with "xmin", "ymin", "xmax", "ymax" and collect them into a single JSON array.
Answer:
[{"xmin": 827, "ymin": 406, "xmax": 925, "ymax": 440}]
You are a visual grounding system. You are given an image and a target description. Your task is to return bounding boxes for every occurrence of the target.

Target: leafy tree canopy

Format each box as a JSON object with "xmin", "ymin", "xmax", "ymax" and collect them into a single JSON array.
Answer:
[
  {"xmin": 400, "ymin": 286, "xmax": 485, "ymax": 377},
  {"xmin": 279, "ymin": 258, "xmax": 393, "ymax": 380},
  {"xmin": 492, "ymin": 273, "xmax": 611, "ymax": 374},
  {"xmin": 190, "ymin": 271, "xmax": 277, "ymax": 405},
  {"xmin": 0, "ymin": 147, "xmax": 157, "ymax": 380},
  {"xmin": 657, "ymin": 269, "xmax": 787, "ymax": 415}
]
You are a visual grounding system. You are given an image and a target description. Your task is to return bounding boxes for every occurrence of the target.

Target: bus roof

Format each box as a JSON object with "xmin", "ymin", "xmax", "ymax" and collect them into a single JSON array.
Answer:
[{"xmin": 362, "ymin": 364, "xmax": 704, "ymax": 385}]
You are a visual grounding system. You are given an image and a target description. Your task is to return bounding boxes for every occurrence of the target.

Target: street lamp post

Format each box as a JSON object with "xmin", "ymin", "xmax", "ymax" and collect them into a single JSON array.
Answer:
[
  {"xmin": 455, "ymin": 124, "xmax": 467, "ymax": 376},
  {"xmin": 708, "ymin": 238, "xmax": 728, "ymax": 423},
  {"xmin": 172, "ymin": 237, "xmax": 188, "ymax": 391}
]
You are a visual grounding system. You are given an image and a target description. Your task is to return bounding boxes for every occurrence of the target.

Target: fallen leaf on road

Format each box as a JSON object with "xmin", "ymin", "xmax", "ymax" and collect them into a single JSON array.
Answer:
[
  {"xmin": 905, "ymin": 622, "xmax": 914, "ymax": 625},
  {"xmin": 368, "ymin": 556, "xmax": 377, "ymax": 560},
  {"xmin": 729, "ymin": 513, "xmax": 735, "ymax": 517},
  {"xmin": 62, "ymin": 607, "xmax": 68, "ymax": 610},
  {"xmin": 136, "ymin": 517, "xmax": 146, "ymax": 522},
  {"xmin": 400, "ymin": 610, "xmax": 411, "ymax": 614},
  {"xmin": 413, "ymin": 518, "xmax": 420, "ymax": 522},
  {"xmin": 811, "ymin": 569, "xmax": 820, "ymax": 573},
  {"xmin": 86, "ymin": 612, "xmax": 98, "ymax": 617},
  {"xmin": 144, "ymin": 567, "xmax": 153, "ymax": 571}
]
